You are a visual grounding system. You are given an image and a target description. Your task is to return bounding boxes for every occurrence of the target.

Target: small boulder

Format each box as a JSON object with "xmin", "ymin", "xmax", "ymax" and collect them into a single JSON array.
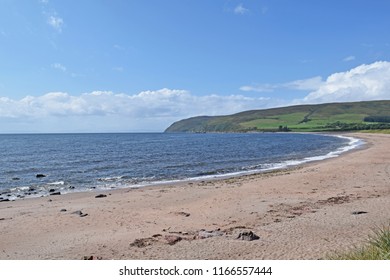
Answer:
[{"xmin": 236, "ymin": 231, "xmax": 260, "ymax": 241}]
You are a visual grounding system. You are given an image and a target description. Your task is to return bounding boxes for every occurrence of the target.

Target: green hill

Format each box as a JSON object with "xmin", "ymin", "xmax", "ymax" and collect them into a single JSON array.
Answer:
[{"xmin": 165, "ymin": 100, "xmax": 390, "ymax": 133}]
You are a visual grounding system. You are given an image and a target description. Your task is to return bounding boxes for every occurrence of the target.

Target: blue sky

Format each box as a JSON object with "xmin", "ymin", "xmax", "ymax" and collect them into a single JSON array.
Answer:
[{"xmin": 1, "ymin": 0, "xmax": 390, "ymax": 132}]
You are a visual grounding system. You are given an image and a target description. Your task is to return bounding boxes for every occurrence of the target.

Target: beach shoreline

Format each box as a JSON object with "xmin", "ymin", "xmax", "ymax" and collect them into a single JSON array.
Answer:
[{"xmin": 0, "ymin": 132, "xmax": 389, "ymax": 259}]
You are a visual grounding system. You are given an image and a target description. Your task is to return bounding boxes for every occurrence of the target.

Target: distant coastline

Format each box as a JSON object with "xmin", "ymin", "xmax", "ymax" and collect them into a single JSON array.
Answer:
[{"xmin": 165, "ymin": 100, "xmax": 390, "ymax": 133}]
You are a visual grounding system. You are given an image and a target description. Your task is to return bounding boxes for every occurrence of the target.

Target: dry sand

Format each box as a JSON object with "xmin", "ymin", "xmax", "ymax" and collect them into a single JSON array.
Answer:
[{"xmin": 0, "ymin": 133, "xmax": 389, "ymax": 260}]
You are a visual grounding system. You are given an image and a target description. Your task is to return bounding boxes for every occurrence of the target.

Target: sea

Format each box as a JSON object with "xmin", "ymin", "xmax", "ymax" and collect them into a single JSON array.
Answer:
[{"xmin": 0, "ymin": 133, "xmax": 363, "ymax": 200}]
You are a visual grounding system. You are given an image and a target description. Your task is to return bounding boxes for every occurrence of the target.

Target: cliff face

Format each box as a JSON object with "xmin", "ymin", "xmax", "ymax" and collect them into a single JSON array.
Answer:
[{"xmin": 165, "ymin": 100, "xmax": 390, "ymax": 133}]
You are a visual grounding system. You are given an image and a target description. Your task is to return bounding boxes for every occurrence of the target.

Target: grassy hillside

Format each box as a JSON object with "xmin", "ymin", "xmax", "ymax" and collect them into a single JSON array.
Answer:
[{"xmin": 165, "ymin": 100, "xmax": 390, "ymax": 132}]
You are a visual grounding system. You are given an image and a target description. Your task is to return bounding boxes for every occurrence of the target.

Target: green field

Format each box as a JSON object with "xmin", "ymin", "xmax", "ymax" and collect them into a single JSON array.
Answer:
[{"xmin": 165, "ymin": 100, "xmax": 390, "ymax": 133}]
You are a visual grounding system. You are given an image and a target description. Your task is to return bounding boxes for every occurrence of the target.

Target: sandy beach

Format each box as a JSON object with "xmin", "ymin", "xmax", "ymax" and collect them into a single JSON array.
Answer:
[{"xmin": 0, "ymin": 133, "xmax": 389, "ymax": 260}]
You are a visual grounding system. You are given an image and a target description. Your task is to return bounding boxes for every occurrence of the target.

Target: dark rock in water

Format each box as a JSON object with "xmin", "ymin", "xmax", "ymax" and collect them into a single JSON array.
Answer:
[
  {"xmin": 12, "ymin": 177, "xmax": 20, "ymax": 181},
  {"xmin": 236, "ymin": 231, "xmax": 260, "ymax": 241},
  {"xmin": 36, "ymin": 174, "xmax": 47, "ymax": 178},
  {"xmin": 95, "ymin": 194, "xmax": 107, "ymax": 198},
  {"xmin": 69, "ymin": 186, "xmax": 75, "ymax": 189},
  {"xmin": 49, "ymin": 189, "xmax": 56, "ymax": 193},
  {"xmin": 352, "ymin": 211, "xmax": 368, "ymax": 215},
  {"xmin": 50, "ymin": 192, "xmax": 61, "ymax": 196}
]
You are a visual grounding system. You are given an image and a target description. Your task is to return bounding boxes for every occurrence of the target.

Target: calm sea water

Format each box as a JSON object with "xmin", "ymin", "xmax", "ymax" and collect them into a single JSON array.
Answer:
[{"xmin": 0, "ymin": 133, "xmax": 361, "ymax": 200}]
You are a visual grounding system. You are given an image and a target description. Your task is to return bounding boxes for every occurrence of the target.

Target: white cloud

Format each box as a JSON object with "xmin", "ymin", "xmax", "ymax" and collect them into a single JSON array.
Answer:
[
  {"xmin": 343, "ymin": 55, "xmax": 356, "ymax": 62},
  {"xmin": 302, "ymin": 61, "xmax": 390, "ymax": 103},
  {"xmin": 51, "ymin": 63, "xmax": 66, "ymax": 72},
  {"xmin": 3, "ymin": 62, "xmax": 389, "ymax": 133},
  {"xmin": 0, "ymin": 89, "xmax": 274, "ymax": 132},
  {"xmin": 47, "ymin": 15, "xmax": 64, "ymax": 32},
  {"xmin": 234, "ymin": 4, "xmax": 249, "ymax": 15},
  {"xmin": 241, "ymin": 61, "xmax": 390, "ymax": 105}
]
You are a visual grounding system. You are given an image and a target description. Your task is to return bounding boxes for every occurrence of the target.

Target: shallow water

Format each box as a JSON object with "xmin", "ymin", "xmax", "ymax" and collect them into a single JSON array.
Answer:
[{"xmin": 0, "ymin": 133, "xmax": 361, "ymax": 200}]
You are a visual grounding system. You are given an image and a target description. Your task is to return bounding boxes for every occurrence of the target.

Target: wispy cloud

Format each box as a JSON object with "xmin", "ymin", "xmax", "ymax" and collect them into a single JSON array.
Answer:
[
  {"xmin": 112, "ymin": 67, "xmax": 124, "ymax": 72},
  {"xmin": 234, "ymin": 4, "xmax": 249, "ymax": 15},
  {"xmin": 240, "ymin": 84, "xmax": 275, "ymax": 93},
  {"xmin": 40, "ymin": 0, "xmax": 64, "ymax": 33},
  {"xmin": 51, "ymin": 63, "xmax": 67, "ymax": 72},
  {"xmin": 47, "ymin": 15, "xmax": 64, "ymax": 32},
  {"xmin": 261, "ymin": 6, "xmax": 268, "ymax": 15},
  {"xmin": 285, "ymin": 77, "xmax": 324, "ymax": 91},
  {"xmin": 343, "ymin": 55, "xmax": 356, "ymax": 62},
  {"xmin": 113, "ymin": 44, "xmax": 124, "ymax": 50},
  {"xmin": 240, "ymin": 76, "xmax": 323, "ymax": 93}
]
